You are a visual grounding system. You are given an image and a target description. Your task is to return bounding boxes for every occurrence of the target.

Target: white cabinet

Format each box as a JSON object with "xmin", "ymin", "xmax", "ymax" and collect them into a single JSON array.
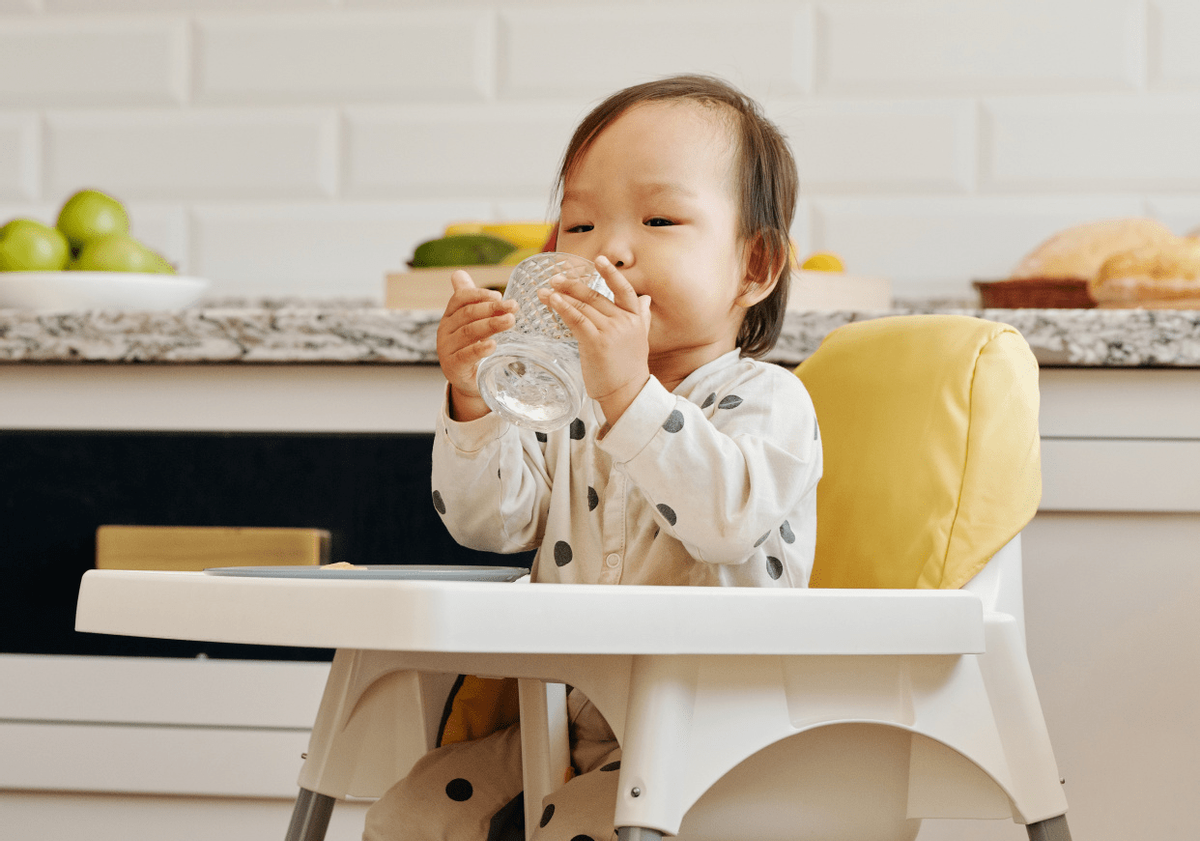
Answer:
[
  {"xmin": 2, "ymin": 365, "xmax": 1197, "ymax": 841},
  {"xmin": 0, "ymin": 655, "xmax": 370, "ymax": 840},
  {"xmin": 920, "ymin": 368, "xmax": 1200, "ymax": 841}
]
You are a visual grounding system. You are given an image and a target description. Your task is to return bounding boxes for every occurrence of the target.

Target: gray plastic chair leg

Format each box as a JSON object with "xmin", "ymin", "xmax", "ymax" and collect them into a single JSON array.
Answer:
[
  {"xmin": 617, "ymin": 828, "xmax": 663, "ymax": 841},
  {"xmin": 1027, "ymin": 814, "xmax": 1071, "ymax": 841},
  {"xmin": 284, "ymin": 788, "xmax": 335, "ymax": 841}
]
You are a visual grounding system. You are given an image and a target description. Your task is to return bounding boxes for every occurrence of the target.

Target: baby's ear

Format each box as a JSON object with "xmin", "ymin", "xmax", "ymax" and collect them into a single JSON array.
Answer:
[{"xmin": 736, "ymin": 234, "xmax": 786, "ymax": 308}]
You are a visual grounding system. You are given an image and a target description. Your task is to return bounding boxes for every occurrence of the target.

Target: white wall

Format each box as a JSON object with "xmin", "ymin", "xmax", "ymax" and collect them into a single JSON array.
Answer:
[{"xmin": 2, "ymin": 0, "xmax": 1199, "ymax": 301}]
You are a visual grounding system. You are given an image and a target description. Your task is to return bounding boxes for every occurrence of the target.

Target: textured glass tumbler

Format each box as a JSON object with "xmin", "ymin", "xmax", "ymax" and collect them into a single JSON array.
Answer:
[{"xmin": 476, "ymin": 252, "xmax": 612, "ymax": 432}]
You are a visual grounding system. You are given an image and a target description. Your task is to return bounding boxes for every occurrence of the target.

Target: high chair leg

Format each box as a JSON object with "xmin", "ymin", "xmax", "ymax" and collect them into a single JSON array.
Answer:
[
  {"xmin": 1026, "ymin": 814, "xmax": 1071, "ymax": 841},
  {"xmin": 285, "ymin": 788, "xmax": 335, "ymax": 841},
  {"xmin": 617, "ymin": 828, "xmax": 663, "ymax": 841}
]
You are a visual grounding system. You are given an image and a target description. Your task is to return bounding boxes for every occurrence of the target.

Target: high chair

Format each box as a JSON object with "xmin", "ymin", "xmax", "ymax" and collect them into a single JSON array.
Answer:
[{"xmin": 76, "ymin": 314, "xmax": 1070, "ymax": 841}]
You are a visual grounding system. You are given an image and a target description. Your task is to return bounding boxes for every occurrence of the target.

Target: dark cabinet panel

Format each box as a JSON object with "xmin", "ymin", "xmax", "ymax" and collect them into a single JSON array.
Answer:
[{"xmin": 0, "ymin": 431, "xmax": 533, "ymax": 661}]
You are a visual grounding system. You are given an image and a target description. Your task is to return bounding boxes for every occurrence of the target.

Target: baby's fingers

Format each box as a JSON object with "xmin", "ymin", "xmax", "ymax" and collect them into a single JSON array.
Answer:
[
  {"xmin": 544, "ymin": 273, "xmax": 615, "ymax": 313},
  {"xmin": 449, "ymin": 268, "xmax": 479, "ymax": 294},
  {"xmin": 458, "ymin": 308, "xmax": 515, "ymax": 344},
  {"xmin": 540, "ymin": 287, "xmax": 598, "ymax": 337},
  {"xmin": 595, "ymin": 255, "xmax": 639, "ymax": 310}
]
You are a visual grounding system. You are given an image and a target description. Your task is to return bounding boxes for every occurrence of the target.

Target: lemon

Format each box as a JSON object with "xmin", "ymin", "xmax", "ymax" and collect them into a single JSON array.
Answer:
[
  {"xmin": 500, "ymin": 246, "xmax": 541, "ymax": 266},
  {"xmin": 443, "ymin": 222, "xmax": 486, "ymax": 237},
  {"xmin": 482, "ymin": 222, "xmax": 554, "ymax": 250},
  {"xmin": 801, "ymin": 252, "xmax": 845, "ymax": 272}
]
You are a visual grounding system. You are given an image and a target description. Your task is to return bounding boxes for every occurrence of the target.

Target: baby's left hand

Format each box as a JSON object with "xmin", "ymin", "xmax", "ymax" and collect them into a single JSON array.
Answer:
[{"xmin": 538, "ymin": 255, "xmax": 651, "ymax": 425}]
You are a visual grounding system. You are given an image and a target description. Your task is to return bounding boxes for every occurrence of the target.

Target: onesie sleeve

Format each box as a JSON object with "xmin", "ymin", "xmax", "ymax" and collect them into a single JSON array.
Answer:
[
  {"xmin": 430, "ymin": 386, "xmax": 553, "ymax": 554},
  {"xmin": 598, "ymin": 364, "xmax": 821, "ymax": 566}
]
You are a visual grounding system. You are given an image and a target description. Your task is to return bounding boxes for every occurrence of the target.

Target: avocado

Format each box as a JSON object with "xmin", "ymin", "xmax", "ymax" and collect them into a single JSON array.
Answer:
[{"xmin": 411, "ymin": 234, "xmax": 518, "ymax": 268}]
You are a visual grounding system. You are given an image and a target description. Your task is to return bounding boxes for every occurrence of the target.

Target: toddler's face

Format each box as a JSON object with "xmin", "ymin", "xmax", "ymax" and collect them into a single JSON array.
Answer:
[{"xmin": 557, "ymin": 101, "xmax": 752, "ymax": 369}]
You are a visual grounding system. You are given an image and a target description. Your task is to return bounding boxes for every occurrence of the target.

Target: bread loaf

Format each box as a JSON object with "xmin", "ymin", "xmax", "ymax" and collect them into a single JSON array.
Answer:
[
  {"xmin": 1010, "ymin": 218, "xmax": 1176, "ymax": 281},
  {"xmin": 1091, "ymin": 237, "xmax": 1200, "ymax": 305}
]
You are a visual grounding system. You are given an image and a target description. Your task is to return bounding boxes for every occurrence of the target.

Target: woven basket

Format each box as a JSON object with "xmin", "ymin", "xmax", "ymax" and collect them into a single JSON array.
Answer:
[{"xmin": 973, "ymin": 278, "xmax": 1096, "ymax": 309}]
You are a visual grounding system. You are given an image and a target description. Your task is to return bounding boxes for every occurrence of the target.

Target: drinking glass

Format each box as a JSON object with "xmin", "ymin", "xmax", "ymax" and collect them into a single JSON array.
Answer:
[{"xmin": 476, "ymin": 252, "xmax": 612, "ymax": 432}]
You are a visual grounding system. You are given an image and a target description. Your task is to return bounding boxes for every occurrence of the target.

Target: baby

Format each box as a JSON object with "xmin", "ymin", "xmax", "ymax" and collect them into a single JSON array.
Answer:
[{"xmin": 366, "ymin": 74, "xmax": 822, "ymax": 841}]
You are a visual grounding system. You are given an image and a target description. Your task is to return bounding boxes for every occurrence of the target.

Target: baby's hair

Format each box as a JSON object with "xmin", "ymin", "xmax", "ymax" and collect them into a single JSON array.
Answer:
[{"xmin": 553, "ymin": 74, "xmax": 798, "ymax": 358}]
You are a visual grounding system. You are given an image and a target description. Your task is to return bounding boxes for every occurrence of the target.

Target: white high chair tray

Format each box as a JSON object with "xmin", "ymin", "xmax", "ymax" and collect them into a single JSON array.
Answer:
[
  {"xmin": 204, "ymin": 564, "xmax": 529, "ymax": 582},
  {"xmin": 76, "ymin": 570, "xmax": 986, "ymax": 656}
]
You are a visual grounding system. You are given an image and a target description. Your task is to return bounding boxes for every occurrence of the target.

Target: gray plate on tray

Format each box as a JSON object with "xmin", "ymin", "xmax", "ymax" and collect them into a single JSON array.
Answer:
[{"xmin": 203, "ymin": 564, "xmax": 529, "ymax": 582}]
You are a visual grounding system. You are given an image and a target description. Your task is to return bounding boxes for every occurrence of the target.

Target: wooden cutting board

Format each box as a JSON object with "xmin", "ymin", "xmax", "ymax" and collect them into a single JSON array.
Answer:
[
  {"xmin": 1097, "ymin": 298, "xmax": 1200, "ymax": 309},
  {"xmin": 385, "ymin": 267, "xmax": 891, "ymax": 312},
  {"xmin": 385, "ymin": 266, "xmax": 512, "ymax": 310},
  {"xmin": 95, "ymin": 526, "xmax": 332, "ymax": 572}
]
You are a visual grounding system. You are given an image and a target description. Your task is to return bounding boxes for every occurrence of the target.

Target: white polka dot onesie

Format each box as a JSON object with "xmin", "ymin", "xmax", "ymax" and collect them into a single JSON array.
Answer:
[{"xmin": 366, "ymin": 349, "xmax": 822, "ymax": 841}]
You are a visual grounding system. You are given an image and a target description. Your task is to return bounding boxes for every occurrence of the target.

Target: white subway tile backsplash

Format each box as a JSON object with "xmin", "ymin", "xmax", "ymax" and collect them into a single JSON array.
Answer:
[
  {"xmin": 0, "ymin": 115, "xmax": 39, "ymax": 200},
  {"xmin": 0, "ymin": 17, "xmax": 187, "ymax": 106},
  {"xmin": 811, "ymin": 195, "xmax": 1147, "ymax": 297},
  {"xmin": 494, "ymin": 199, "xmax": 556, "ymax": 225},
  {"xmin": 344, "ymin": 103, "xmax": 577, "ymax": 199},
  {"xmin": 195, "ymin": 10, "xmax": 493, "ymax": 104},
  {"xmin": 819, "ymin": 1, "xmax": 1143, "ymax": 95},
  {"xmin": 2, "ymin": 1, "xmax": 1199, "ymax": 300},
  {"xmin": 984, "ymin": 95, "xmax": 1200, "ymax": 191},
  {"xmin": 0, "ymin": 203, "xmax": 60, "ymax": 233},
  {"xmin": 124, "ymin": 203, "xmax": 190, "ymax": 273},
  {"xmin": 1154, "ymin": 0, "xmax": 1200, "ymax": 87},
  {"xmin": 45, "ymin": 109, "xmax": 338, "ymax": 200},
  {"xmin": 773, "ymin": 99, "xmax": 976, "ymax": 194},
  {"xmin": 190, "ymin": 200, "xmax": 493, "ymax": 298},
  {"xmin": 792, "ymin": 200, "xmax": 813, "ymax": 260},
  {"xmin": 499, "ymin": 5, "xmax": 813, "ymax": 100},
  {"xmin": 46, "ymin": 1, "xmax": 334, "ymax": 9},
  {"xmin": 1143, "ymin": 196, "xmax": 1200, "ymax": 236}
]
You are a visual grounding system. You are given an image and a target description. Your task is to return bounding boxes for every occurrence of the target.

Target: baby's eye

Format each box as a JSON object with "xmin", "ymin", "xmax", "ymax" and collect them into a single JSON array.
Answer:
[
  {"xmin": 645, "ymin": 218, "xmax": 674, "ymax": 227},
  {"xmin": 564, "ymin": 224, "xmax": 593, "ymax": 234}
]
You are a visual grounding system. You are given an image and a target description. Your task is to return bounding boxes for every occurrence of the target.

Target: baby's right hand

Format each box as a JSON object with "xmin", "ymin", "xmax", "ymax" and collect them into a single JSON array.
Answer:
[{"xmin": 436, "ymin": 270, "xmax": 517, "ymax": 421}]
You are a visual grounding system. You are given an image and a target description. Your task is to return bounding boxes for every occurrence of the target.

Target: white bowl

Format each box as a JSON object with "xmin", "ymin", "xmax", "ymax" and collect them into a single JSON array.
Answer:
[{"xmin": 0, "ymin": 271, "xmax": 210, "ymax": 312}]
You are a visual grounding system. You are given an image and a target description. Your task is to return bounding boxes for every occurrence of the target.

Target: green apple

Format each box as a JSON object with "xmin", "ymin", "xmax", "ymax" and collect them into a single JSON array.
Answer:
[
  {"xmin": 0, "ymin": 218, "xmax": 71, "ymax": 271},
  {"xmin": 56, "ymin": 189, "xmax": 130, "ymax": 252},
  {"xmin": 71, "ymin": 233, "xmax": 175, "ymax": 274}
]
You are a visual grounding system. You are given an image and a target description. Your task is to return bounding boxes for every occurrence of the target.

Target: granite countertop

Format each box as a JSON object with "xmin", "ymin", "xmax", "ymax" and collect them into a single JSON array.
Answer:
[{"xmin": 1, "ymin": 298, "xmax": 1198, "ymax": 368}]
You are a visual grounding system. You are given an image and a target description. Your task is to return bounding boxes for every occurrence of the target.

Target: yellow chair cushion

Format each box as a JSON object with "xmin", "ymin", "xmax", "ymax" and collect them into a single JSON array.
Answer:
[
  {"xmin": 795, "ymin": 314, "xmax": 1041, "ymax": 590},
  {"xmin": 438, "ymin": 675, "xmax": 521, "ymax": 747}
]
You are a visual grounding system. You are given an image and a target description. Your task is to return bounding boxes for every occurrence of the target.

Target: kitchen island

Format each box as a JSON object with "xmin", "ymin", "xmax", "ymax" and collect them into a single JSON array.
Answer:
[
  {"xmin": 1, "ymin": 299, "xmax": 1199, "ymax": 368},
  {"xmin": 1, "ymin": 300, "xmax": 1197, "ymax": 841}
]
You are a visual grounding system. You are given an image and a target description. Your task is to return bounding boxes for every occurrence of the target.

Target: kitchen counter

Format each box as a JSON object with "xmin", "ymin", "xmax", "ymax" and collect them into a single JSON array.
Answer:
[
  {"xmin": 3, "ymin": 298, "xmax": 1198, "ymax": 841},
  {"xmin": 1, "ymin": 299, "xmax": 1199, "ymax": 367}
]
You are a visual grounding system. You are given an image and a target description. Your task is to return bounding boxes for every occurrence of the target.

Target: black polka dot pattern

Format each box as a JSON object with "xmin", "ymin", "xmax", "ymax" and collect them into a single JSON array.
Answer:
[
  {"xmin": 445, "ymin": 777, "xmax": 473, "ymax": 801},
  {"xmin": 656, "ymin": 503, "xmax": 677, "ymax": 526},
  {"xmin": 780, "ymin": 521, "xmax": 795, "ymax": 543},
  {"xmin": 536, "ymin": 431, "xmax": 548, "ymax": 443},
  {"xmin": 600, "ymin": 760, "xmax": 621, "ymax": 772},
  {"xmin": 754, "ymin": 532, "xmax": 769, "ymax": 547},
  {"xmin": 539, "ymin": 804, "xmax": 555, "ymax": 828},
  {"xmin": 587, "ymin": 486, "xmax": 599, "ymax": 511},
  {"xmin": 432, "ymin": 490, "xmax": 446, "ymax": 515},
  {"xmin": 814, "ymin": 422, "xmax": 819, "ymax": 440},
  {"xmin": 570, "ymin": 836, "xmax": 595, "ymax": 841},
  {"xmin": 570, "ymin": 418, "xmax": 585, "ymax": 440},
  {"xmin": 766, "ymin": 556, "xmax": 783, "ymax": 580},
  {"xmin": 554, "ymin": 540, "xmax": 573, "ymax": 567},
  {"xmin": 718, "ymin": 394, "xmax": 743, "ymax": 410},
  {"xmin": 701, "ymin": 392, "xmax": 716, "ymax": 409},
  {"xmin": 662, "ymin": 409, "xmax": 684, "ymax": 432}
]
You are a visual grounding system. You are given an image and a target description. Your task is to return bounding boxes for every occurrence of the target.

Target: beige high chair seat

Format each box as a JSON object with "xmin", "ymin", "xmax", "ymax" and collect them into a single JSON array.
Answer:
[{"xmin": 76, "ymin": 314, "xmax": 1070, "ymax": 841}]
